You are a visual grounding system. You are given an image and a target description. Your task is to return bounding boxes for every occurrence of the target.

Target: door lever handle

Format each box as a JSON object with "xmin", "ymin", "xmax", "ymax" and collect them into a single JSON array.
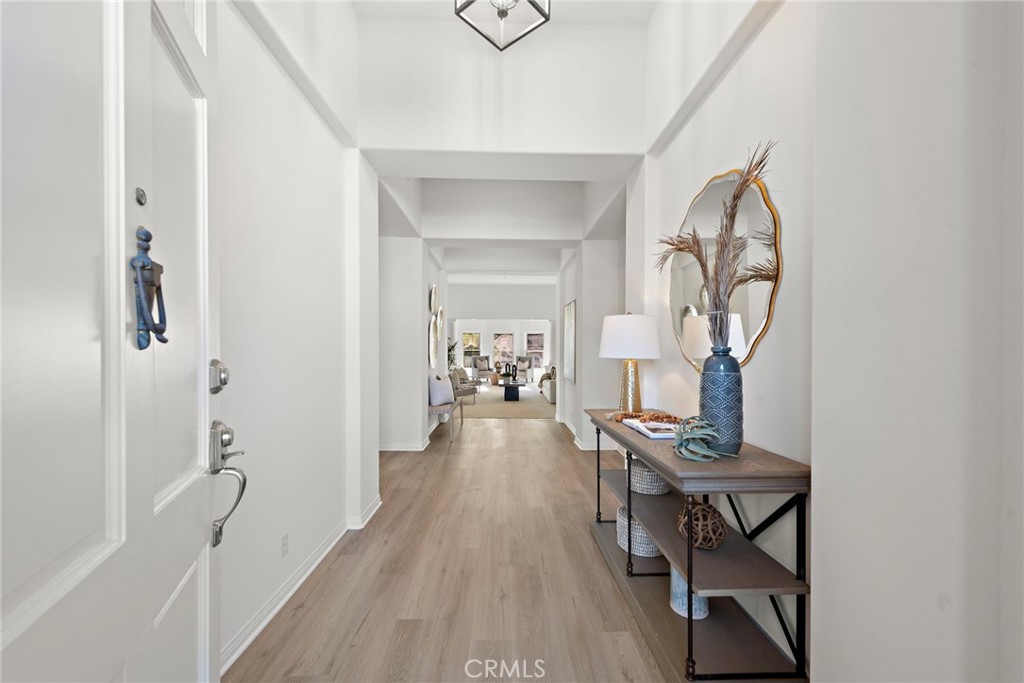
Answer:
[
  {"xmin": 211, "ymin": 466, "xmax": 247, "ymax": 548},
  {"xmin": 222, "ymin": 450, "xmax": 245, "ymax": 462},
  {"xmin": 209, "ymin": 420, "xmax": 248, "ymax": 547}
]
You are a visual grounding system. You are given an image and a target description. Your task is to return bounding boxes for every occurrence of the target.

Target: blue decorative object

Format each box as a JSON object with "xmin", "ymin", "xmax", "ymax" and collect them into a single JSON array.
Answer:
[
  {"xmin": 670, "ymin": 566, "xmax": 709, "ymax": 619},
  {"xmin": 699, "ymin": 346, "xmax": 742, "ymax": 454},
  {"xmin": 130, "ymin": 226, "xmax": 168, "ymax": 350}
]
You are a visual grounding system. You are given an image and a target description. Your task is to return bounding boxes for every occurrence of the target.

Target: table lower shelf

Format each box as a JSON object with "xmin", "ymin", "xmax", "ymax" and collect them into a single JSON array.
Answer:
[{"xmin": 591, "ymin": 522, "xmax": 804, "ymax": 682}]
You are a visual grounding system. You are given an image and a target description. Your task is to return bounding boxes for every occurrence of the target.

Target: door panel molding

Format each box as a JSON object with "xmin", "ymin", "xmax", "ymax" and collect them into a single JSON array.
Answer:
[
  {"xmin": 152, "ymin": 0, "xmax": 209, "ymax": 98},
  {"xmin": 2, "ymin": 0, "xmax": 128, "ymax": 648}
]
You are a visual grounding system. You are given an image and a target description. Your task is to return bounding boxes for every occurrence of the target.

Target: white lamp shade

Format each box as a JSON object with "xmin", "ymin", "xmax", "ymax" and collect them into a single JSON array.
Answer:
[
  {"xmin": 598, "ymin": 314, "xmax": 661, "ymax": 360},
  {"xmin": 681, "ymin": 314, "xmax": 747, "ymax": 360}
]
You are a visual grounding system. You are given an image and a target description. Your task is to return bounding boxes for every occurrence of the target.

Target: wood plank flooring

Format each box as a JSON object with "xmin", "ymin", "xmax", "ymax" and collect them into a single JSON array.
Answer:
[{"xmin": 224, "ymin": 418, "xmax": 665, "ymax": 683}]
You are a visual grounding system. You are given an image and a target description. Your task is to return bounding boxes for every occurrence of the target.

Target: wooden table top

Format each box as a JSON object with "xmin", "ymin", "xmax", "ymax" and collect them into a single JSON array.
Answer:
[{"xmin": 585, "ymin": 409, "xmax": 810, "ymax": 495}]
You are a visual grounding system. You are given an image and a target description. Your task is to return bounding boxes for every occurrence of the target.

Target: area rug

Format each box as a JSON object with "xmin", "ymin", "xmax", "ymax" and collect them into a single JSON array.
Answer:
[{"xmin": 460, "ymin": 383, "xmax": 555, "ymax": 419}]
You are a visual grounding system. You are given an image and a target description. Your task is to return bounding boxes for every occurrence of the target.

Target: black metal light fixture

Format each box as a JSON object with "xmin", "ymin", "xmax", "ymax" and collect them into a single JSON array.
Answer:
[{"xmin": 455, "ymin": 0, "xmax": 550, "ymax": 51}]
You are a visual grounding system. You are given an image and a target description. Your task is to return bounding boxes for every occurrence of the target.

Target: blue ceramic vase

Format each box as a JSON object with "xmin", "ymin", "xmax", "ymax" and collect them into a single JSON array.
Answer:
[{"xmin": 699, "ymin": 346, "xmax": 743, "ymax": 454}]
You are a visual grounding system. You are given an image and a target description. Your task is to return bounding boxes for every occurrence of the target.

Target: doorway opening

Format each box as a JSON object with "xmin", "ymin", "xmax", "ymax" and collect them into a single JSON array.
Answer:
[{"xmin": 451, "ymin": 318, "xmax": 555, "ymax": 419}]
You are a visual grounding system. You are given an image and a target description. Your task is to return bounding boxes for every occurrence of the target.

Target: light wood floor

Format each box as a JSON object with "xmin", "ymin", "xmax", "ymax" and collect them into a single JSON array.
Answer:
[{"xmin": 224, "ymin": 418, "xmax": 664, "ymax": 683}]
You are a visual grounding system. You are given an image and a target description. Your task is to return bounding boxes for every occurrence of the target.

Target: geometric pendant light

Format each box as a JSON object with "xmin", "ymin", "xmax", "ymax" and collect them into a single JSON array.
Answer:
[{"xmin": 455, "ymin": 0, "xmax": 551, "ymax": 51}]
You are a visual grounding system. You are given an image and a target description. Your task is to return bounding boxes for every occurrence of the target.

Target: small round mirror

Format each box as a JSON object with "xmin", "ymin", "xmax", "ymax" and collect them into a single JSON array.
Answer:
[
  {"xmin": 668, "ymin": 171, "xmax": 781, "ymax": 371},
  {"xmin": 428, "ymin": 285, "xmax": 439, "ymax": 315}
]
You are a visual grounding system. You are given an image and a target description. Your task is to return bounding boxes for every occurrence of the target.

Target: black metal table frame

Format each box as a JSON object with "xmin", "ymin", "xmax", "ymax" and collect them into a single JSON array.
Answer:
[{"xmin": 595, "ymin": 426, "xmax": 808, "ymax": 682}]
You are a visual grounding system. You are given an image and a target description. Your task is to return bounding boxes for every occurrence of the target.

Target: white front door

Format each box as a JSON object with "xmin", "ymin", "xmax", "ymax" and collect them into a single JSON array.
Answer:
[{"xmin": 2, "ymin": 1, "xmax": 221, "ymax": 680}]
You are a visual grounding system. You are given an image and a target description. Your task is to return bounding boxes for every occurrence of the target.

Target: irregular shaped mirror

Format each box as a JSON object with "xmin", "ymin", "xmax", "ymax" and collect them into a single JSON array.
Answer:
[{"xmin": 668, "ymin": 170, "xmax": 781, "ymax": 371}]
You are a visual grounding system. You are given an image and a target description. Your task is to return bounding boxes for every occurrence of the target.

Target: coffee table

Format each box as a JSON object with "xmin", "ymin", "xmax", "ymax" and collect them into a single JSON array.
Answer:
[{"xmin": 497, "ymin": 378, "xmax": 526, "ymax": 401}]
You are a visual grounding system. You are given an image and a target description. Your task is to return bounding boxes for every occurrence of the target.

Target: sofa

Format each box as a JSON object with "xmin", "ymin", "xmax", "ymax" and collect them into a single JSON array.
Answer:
[{"xmin": 539, "ymin": 366, "xmax": 556, "ymax": 404}]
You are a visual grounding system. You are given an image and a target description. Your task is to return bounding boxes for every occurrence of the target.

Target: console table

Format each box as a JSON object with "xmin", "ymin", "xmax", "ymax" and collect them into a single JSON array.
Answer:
[{"xmin": 586, "ymin": 409, "xmax": 810, "ymax": 682}]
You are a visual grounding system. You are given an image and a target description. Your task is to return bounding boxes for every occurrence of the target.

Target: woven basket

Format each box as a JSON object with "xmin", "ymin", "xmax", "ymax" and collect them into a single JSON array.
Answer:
[
  {"xmin": 616, "ymin": 506, "xmax": 662, "ymax": 557},
  {"xmin": 629, "ymin": 459, "xmax": 669, "ymax": 495}
]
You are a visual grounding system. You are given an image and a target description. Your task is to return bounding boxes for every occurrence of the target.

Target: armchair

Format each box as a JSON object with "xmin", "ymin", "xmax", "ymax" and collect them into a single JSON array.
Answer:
[
  {"xmin": 468, "ymin": 355, "xmax": 493, "ymax": 380},
  {"xmin": 449, "ymin": 368, "xmax": 482, "ymax": 404}
]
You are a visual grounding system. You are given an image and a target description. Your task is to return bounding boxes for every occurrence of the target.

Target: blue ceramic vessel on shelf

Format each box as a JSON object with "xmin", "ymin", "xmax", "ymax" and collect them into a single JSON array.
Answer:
[{"xmin": 698, "ymin": 346, "xmax": 743, "ymax": 454}]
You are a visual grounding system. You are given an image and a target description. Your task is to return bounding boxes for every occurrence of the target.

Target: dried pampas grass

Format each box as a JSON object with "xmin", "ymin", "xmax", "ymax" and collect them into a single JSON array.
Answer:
[{"xmin": 656, "ymin": 141, "xmax": 778, "ymax": 348}]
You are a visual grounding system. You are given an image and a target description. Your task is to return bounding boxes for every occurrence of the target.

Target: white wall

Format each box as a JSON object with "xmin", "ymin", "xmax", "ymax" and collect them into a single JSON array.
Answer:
[
  {"xmin": 216, "ymin": 3, "xmax": 351, "ymax": 667},
  {"xmin": 359, "ymin": 19, "xmax": 645, "ymax": 153},
  {"xmin": 424, "ymin": 247, "xmax": 444, "ymax": 438},
  {"xmin": 343, "ymin": 151, "xmax": 381, "ymax": 528},
  {"xmin": 644, "ymin": 0, "xmax": 754, "ymax": 143},
  {"xmin": 556, "ymin": 253, "xmax": 579, "ymax": 427},
  {"xmin": 647, "ymin": 0, "xmax": 815, "ymax": 655},
  {"xmin": 556, "ymin": 241, "xmax": 625, "ymax": 447},
  {"xmin": 811, "ymin": 3, "xmax": 1023, "ymax": 680},
  {"xmin": 632, "ymin": 1, "xmax": 1024, "ymax": 679},
  {"xmin": 253, "ymin": 0, "xmax": 359, "ymax": 140},
  {"xmin": 447, "ymin": 284, "xmax": 556, "ymax": 322},
  {"xmin": 379, "ymin": 237, "xmax": 430, "ymax": 451}
]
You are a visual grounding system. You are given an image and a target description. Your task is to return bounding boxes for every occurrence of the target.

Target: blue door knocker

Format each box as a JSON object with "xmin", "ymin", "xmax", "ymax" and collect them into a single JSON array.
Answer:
[{"xmin": 131, "ymin": 226, "xmax": 168, "ymax": 350}]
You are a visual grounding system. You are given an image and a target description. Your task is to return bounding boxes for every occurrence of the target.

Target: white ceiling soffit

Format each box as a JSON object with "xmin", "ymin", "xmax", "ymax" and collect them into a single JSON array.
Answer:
[
  {"xmin": 363, "ymin": 149, "xmax": 643, "ymax": 183},
  {"xmin": 448, "ymin": 273, "xmax": 559, "ymax": 285},
  {"xmin": 584, "ymin": 185, "xmax": 626, "ymax": 239},
  {"xmin": 425, "ymin": 237, "xmax": 581, "ymax": 249},
  {"xmin": 378, "ymin": 181, "xmax": 420, "ymax": 237},
  {"xmin": 352, "ymin": 1, "xmax": 657, "ymax": 26}
]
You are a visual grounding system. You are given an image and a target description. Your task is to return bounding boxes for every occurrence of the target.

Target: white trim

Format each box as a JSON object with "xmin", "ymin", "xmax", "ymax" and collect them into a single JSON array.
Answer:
[
  {"xmin": 347, "ymin": 495, "xmax": 382, "ymax": 530},
  {"xmin": 102, "ymin": 0, "xmax": 126, "ymax": 545},
  {"xmin": 197, "ymin": 544, "xmax": 212, "ymax": 683},
  {"xmin": 155, "ymin": 561, "xmax": 198, "ymax": 628},
  {"xmin": 379, "ymin": 438, "xmax": 430, "ymax": 452},
  {"xmin": 228, "ymin": 0, "xmax": 356, "ymax": 148},
  {"xmin": 220, "ymin": 519, "xmax": 349, "ymax": 674},
  {"xmin": 647, "ymin": 0, "xmax": 783, "ymax": 157},
  {"xmin": 1, "ymin": 537, "xmax": 119, "ymax": 648}
]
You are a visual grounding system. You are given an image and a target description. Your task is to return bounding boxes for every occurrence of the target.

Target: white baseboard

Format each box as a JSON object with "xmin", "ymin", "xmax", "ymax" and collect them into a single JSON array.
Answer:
[
  {"xmin": 573, "ymin": 438, "xmax": 598, "ymax": 454},
  {"xmin": 220, "ymin": 518, "xmax": 348, "ymax": 674},
  {"xmin": 347, "ymin": 495, "xmax": 382, "ymax": 530},
  {"xmin": 379, "ymin": 438, "xmax": 429, "ymax": 452}
]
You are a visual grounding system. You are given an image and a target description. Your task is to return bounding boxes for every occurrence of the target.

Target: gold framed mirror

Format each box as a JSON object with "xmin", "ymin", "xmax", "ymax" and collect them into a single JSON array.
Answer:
[{"xmin": 667, "ymin": 170, "xmax": 782, "ymax": 372}]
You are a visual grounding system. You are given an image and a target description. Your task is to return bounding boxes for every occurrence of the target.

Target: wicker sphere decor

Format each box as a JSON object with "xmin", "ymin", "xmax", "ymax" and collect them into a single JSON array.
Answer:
[{"xmin": 677, "ymin": 502, "xmax": 729, "ymax": 550}]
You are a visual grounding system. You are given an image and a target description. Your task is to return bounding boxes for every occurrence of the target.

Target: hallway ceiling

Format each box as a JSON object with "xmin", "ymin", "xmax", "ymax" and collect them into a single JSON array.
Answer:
[
  {"xmin": 364, "ymin": 149, "xmax": 641, "ymax": 183},
  {"xmin": 352, "ymin": 0, "xmax": 656, "ymax": 26}
]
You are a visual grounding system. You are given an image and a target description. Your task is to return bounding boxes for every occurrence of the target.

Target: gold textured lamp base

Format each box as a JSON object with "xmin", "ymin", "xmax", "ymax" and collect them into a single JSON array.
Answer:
[{"xmin": 618, "ymin": 359, "xmax": 642, "ymax": 413}]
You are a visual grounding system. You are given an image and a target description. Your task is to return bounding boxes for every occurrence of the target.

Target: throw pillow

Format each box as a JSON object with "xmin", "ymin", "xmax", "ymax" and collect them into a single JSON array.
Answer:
[
  {"xmin": 455, "ymin": 367, "xmax": 469, "ymax": 381},
  {"xmin": 473, "ymin": 356, "xmax": 490, "ymax": 371},
  {"xmin": 428, "ymin": 374, "xmax": 455, "ymax": 406},
  {"xmin": 516, "ymin": 356, "xmax": 530, "ymax": 372}
]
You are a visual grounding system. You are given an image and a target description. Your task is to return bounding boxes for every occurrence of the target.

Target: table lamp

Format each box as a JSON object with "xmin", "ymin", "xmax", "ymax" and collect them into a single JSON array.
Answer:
[{"xmin": 598, "ymin": 313, "xmax": 661, "ymax": 413}]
